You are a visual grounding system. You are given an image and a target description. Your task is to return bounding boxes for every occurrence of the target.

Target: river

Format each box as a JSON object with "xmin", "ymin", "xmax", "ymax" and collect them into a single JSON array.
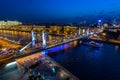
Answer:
[{"xmin": 47, "ymin": 41, "xmax": 120, "ymax": 80}]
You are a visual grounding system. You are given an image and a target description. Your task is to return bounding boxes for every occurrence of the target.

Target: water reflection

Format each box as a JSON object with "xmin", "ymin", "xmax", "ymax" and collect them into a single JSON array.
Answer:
[
  {"xmin": 50, "ymin": 42, "xmax": 120, "ymax": 80},
  {"xmin": 115, "ymin": 45, "xmax": 119, "ymax": 51},
  {"xmin": 48, "ymin": 41, "xmax": 78, "ymax": 54},
  {"xmin": 87, "ymin": 48, "xmax": 101, "ymax": 59},
  {"xmin": 92, "ymin": 49, "xmax": 101, "ymax": 57}
]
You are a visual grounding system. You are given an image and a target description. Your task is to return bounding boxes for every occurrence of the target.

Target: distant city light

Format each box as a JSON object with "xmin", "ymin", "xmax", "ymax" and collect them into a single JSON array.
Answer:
[{"xmin": 98, "ymin": 20, "xmax": 102, "ymax": 23}]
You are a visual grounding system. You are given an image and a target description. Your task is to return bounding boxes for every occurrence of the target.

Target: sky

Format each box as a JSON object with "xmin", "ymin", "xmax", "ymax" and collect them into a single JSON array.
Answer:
[{"xmin": 0, "ymin": 0, "xmax": 120, "ymax": 23}]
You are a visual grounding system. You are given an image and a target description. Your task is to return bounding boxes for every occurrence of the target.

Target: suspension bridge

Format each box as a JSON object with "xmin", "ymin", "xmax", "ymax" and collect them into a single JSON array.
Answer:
[{"xmin": 0, "ymin": 28, "xmax": 95, "ymax": 66}]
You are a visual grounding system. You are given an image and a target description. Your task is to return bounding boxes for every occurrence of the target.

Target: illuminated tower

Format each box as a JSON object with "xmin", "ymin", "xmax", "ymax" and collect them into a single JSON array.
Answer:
[{"xmin": 31, "ymin": 31, "xmax": 36, "ymax": 47}]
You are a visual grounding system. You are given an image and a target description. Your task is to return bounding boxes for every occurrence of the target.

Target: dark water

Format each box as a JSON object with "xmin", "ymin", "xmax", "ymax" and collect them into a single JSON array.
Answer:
[{"xmin": 47, "ymin": 41, "xmax": 120, "ymax": 80}]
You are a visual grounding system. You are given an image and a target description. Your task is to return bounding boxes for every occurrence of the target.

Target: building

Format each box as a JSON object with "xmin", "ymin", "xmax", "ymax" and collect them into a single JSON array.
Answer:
[
  {"xmin": 49, "ymin": 26, "xmax": 62, "ymax": 34},
  {"xmin": 0, "ymin": 21, "xmax": 5, "ymax": 26},
  {"xmin": 64, "ymin": 26, "xmax": 77, "ymax": 35},
  {"xmin": 0, "ymin": 20, "xmax": 22, "ymax": 26}
]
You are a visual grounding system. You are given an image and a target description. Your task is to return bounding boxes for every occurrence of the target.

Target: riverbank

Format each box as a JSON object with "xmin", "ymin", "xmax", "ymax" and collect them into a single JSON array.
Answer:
[
  {"xmin": 89, "ymin": 37, "xmax": 120, "ymax": 45},
  {"xmin": 49, "ymin": 40, "xmax": 120, "ymax": 80}
]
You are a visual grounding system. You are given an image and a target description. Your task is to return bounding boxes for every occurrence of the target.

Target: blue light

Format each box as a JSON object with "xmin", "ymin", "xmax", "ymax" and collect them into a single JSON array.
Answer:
[
  {"xmin": 48, "ymin": 45, "xmax": 64, "ymax": 53},
  {"xmin": 98, "ymin": 20, "xmax": 102, "ymax": 23},
  {"xmin": 42, "ymin": 50, "xmax": 48, "ymax": 55}
]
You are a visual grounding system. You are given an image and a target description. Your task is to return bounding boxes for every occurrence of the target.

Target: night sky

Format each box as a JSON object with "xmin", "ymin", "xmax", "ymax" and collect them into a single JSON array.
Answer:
[{"xmin": 0, "ymin": 0, "xmax": 120, "ymax": 23}]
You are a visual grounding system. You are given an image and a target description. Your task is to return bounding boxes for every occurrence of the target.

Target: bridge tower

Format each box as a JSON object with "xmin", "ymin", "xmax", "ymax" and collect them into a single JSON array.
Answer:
[
  {"xmin": 86, "ymin": 28, "xmax": 90, "ymax": 36},
  {"xmin": 78, "ymin": 27, "xmax": 81, "ymax": 35},
  {"xmin": 42, "ymin": 32, "xmax": 46, "ymax": 49},
  {"xmin": 31, "ymin": 31, "xmax": 36, "ymax": 47}
]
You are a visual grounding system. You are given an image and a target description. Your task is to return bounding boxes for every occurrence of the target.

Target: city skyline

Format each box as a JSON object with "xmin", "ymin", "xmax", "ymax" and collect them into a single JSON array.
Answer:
[{"xmin": 0, "ymin": 0, "xmax": 120, "ymax": 23}]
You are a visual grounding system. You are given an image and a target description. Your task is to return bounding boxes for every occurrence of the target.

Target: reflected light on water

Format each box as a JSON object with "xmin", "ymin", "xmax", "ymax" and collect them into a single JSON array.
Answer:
[
  {"xmin": 115, "ymin": 45, "xmax": 119, "ymax": 50},
  {"xmin": 49, "ymin": 35, "xmax": 53, "ymax": 40},
  {"xmin": 79, "ymin": 41, "xmax": 82, "ymax": 44},
  {"xmin": 73, "ymin": 41, "xmax": 77, "ymax": 47},
  {"xmin": 93, "ymin": 50, "xmax": 101, "ymax": 58}
]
